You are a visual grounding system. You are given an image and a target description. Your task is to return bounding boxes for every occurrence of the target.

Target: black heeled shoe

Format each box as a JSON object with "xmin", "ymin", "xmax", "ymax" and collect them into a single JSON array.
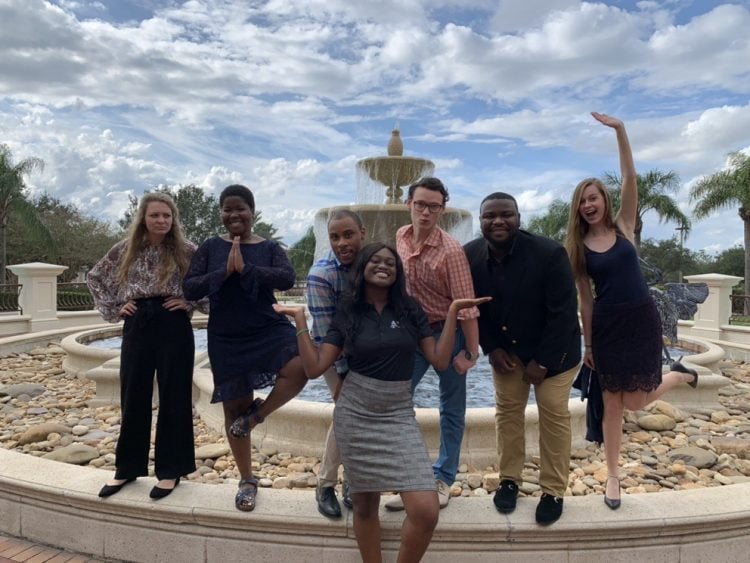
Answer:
[
  {"xmin": 98, "ymin": 477, "xmax": 136, "ymax": 498},
  {"xmin": 149, "ymin": 477, "xmax": 180, "ymax": 500},
  {"xmin": 229, "ymin": 398, "xmax": 265, "ymax": 438},
  {"xmin": 671, "ymin": 356, "xmax": 698, "ymax": 388},
  {"xmin": 604, "ymin": 475, "xmax": 621, "ymax": 510}
]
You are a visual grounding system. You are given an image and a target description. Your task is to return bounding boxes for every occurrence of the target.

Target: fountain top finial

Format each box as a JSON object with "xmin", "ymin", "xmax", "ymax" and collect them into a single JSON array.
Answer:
[{"xmin": 387, "ymin": 124, "xmax": 404, "ymax": 157}]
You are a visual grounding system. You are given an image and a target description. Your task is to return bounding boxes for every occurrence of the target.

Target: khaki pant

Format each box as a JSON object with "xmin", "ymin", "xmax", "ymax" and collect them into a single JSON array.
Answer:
[
  {"xmin": 318, "ymin": 367, "xmax": 343, "ymax": 488},
  {"xmin": 493, "ymin": 356, "xmax": 577, "ymax": 498}
]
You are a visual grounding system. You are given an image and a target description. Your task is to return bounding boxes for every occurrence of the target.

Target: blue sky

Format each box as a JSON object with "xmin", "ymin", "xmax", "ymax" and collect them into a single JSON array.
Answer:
[{"xmin": 1, "ymin": 0, "xmax": 749, "ymax": 253}]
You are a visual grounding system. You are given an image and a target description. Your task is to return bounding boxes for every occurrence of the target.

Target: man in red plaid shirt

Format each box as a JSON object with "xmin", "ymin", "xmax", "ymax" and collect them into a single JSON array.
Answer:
[{"xmin": 386, "ymin": 176, "xmax": 480, "ymax": 511}]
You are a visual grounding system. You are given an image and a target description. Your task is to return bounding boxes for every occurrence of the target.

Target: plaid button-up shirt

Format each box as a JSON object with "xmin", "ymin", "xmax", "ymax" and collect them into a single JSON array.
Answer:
[
  {"xmin": 396, "ymin": 224, "xmax": 479, "ymax": 324},
  {"xmin": 306, "ymin": 250, "xmax": 349, "ymax": 374}
]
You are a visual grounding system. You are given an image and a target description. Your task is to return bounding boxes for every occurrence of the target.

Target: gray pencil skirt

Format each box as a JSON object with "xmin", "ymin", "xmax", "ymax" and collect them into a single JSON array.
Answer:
[{"xmin": 333, "ymin": 371, "xmax": 436, "ymax": 494}]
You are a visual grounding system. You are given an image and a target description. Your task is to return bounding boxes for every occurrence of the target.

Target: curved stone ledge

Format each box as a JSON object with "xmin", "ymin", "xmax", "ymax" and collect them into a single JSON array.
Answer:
[{"xmin": 1, "ymin": 448, "xmax": 749, "ymax": 562}]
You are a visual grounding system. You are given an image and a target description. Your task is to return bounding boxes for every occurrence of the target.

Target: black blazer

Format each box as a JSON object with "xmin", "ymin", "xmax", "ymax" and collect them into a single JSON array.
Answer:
[{"xmin": 464, "ymin": 230, "xmax": 581, "ymax": 377}]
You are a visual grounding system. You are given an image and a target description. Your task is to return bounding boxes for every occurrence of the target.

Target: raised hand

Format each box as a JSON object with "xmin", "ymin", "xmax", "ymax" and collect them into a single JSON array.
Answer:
[{"xmin": 591, "ymin": 111, "xmax": 624, "ymax": 130}]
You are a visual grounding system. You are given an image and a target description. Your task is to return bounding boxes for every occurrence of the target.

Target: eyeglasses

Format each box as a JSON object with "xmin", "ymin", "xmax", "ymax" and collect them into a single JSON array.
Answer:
[{"xmin": 412, "ymin": 201, "xmax": 444, "ymax": 214}]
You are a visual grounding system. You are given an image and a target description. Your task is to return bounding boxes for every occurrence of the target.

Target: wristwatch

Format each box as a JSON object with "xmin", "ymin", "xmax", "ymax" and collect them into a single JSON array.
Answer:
[{"xmin": 464, "ymin": 351, "xmax": 479, "ymax": 361}]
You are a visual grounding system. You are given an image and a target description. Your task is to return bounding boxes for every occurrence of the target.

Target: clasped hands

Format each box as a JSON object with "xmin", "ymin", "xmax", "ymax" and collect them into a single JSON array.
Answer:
[
  {"xmin": 225, "ymin": 235, "xmax": 245, "ymax": 277},
  {"xmin": 489, "ymin": 348, "xmax": 547, "ymax": 385}
]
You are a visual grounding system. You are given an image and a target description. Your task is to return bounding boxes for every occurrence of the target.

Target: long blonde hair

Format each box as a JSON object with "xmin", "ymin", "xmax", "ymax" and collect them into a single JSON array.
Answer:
[
  {"xmin": 117, "ymin": 192, "xmax": 191, "ymax": 288},
  {"xmin": 564, "ymin": 178, "xmax": 617, "ymax": 280}
]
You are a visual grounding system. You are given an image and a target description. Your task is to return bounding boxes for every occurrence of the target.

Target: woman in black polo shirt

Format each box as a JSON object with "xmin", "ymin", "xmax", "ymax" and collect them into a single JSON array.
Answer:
[{"xmin": 274, "ymin": 242, "xmax": 488, "ymax": 562}]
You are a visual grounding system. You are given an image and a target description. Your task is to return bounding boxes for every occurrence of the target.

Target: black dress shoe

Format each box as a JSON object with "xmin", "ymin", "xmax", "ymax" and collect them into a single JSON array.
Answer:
[
  {"xmin": 342, "ymin": 480, "xmax": 353, "ymax": 509},
  {"xmin": 671, "ymin": 356, "xmax": 698, "ymax": 388},
  {"xmin": 316, "ymin": 486, "xmax": 342, "ymax": 518},
  {"xmin": 98, "ymin": 477, "xmax": 135, "ymax": 498},
  {"xmin": 493, "ymin": 480, "xmax": 518, "ymax": 514},
  {"xmin": 150, "ymin": 477, "xmax": 180, "ymax": 500},
  {"xmin": 535, "ymin": 493, "xmax": 563, "ymax": 525}
]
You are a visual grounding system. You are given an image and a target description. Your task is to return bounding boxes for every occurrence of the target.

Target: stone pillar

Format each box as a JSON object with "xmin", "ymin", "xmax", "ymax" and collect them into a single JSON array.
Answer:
[
  {"xmin": 8, "ymin": 262, "xmax": 68, "ymax": 332},
  {"xmin": 684, "ymin": 273, "xmax": 742, "ymax": 338}
]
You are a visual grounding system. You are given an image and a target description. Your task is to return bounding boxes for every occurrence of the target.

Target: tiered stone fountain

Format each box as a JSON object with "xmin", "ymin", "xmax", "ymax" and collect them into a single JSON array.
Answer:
[{"xmin": 312, "ymin": 126, "xmax": 473, "ymax": 259}]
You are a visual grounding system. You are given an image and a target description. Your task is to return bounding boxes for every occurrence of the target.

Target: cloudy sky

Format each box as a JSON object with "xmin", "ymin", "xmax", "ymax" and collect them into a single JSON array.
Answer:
[{"xmin": 2, "ymin": 0, "xmax": 749, "ymax": 252}]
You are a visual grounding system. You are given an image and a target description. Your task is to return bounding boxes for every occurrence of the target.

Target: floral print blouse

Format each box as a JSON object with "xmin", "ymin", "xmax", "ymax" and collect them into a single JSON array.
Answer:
[{"xmin": 87, "ymin": 239, "xmax": 208, "ymax": 322}]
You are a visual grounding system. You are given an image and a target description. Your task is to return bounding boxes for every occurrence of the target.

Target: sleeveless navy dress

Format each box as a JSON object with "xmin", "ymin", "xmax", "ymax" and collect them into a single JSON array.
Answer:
[{"xmin": 585, "ymin": 236, "xmax": 662, "ymax": 392}]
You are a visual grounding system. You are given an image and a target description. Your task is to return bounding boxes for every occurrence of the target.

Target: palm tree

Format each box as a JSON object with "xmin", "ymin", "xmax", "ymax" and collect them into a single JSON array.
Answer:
[
  {"xmin": 526, "ymin": 199, "xmax": 569, "ymax": 243},
  {"xmin": 691, "ymin": 151, "xmax": 750, "ymax": 297},
  {"xmin": 0, "ymin": 145, "xmax": 52, "ymax": 282},
  {"xmin": 605, "ymin": 169, "xmax": 691, "ymax": 248}
]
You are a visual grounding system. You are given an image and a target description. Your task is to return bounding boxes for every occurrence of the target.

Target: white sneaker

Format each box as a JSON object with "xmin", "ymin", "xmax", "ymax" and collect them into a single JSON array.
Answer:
[
  {"xmin": 436, "ymin": 479, "xmax": 451, "ymax": 508},
  {"xmin": 384, "ymin": 493, "xmax": 405, "ymax": 511}
]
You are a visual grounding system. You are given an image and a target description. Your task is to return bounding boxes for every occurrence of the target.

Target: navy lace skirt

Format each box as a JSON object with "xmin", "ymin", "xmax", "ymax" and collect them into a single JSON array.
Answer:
[{"xmin": 592, "ymin": 297, "xmax": 662, "ymax": 393}]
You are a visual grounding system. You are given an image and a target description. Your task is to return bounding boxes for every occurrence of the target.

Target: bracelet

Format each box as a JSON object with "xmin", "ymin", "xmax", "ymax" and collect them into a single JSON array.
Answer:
[
  {"xmin": 584, "ymin": 344, "xmax": 592, "ymax": 348},
  {"xmin": 296, "ymin": 328, "xmax": 310, "ymax": 337}
]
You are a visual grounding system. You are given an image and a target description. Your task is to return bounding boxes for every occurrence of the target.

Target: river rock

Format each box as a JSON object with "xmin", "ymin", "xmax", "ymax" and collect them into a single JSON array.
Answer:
[
  {"xmin": 668, "ymin": 447, "xmax": 718, "ymax": 469},
  {"xmin": 0, "ymin": 383, "xmax": 46, "ymax": 398},
  {"xmin": 42, "ymin": 444, "xmax": 99, "ymax": 465},
  {"xmin": 72, "ymin": 425, "xmax": 89, "ymax": 436},
  {"xmin": 195, "ymin": 444, "xmax": 231, "ymax": 459},
  {"xmin": 18, "ymin": 423, "xmax": 72, "ymax": 445},
  {"xmin": 711, "ymin": 436, "xmax": 750, "ymax": 459},
  {"xmin": 638, "ymin": 414, "xmax": 676, "ymax": 431}
]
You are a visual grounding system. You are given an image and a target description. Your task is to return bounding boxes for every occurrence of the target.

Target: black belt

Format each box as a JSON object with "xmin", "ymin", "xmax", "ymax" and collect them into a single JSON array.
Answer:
[{"xmin": 429, "ymin": 320, "xmax": 445, "ymax": 332}]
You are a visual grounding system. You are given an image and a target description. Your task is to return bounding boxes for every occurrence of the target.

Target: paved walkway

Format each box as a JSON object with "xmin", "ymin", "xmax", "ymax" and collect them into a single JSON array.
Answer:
[{"xmin": 0, "ymin": 534, "xmax": 113, "ymax": 563}]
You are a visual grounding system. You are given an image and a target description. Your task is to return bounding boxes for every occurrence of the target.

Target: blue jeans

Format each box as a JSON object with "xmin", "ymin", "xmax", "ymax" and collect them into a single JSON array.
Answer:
[{"xmin": 411, "ymin": 326, "xmax": 466, "ymax": 486}]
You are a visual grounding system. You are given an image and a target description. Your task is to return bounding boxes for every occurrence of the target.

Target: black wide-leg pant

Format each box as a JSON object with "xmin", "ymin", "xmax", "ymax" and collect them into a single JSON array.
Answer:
[{"xmin": 114, "ymin": 297, "xmax": 196, "ymax": 480}]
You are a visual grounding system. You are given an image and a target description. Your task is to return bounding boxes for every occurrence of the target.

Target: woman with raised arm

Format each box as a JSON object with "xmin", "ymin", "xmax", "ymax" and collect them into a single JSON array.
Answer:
[
  {"xmin": 565, "ymin": 112, "xmax": 698, "ymax": 510},
  {"xmin": 274, "ymin": 242, "xmax": 489, "ymax": 563},
  {"xmin": 88, "ymin": 192, "xmax": 206, "ymax": 500},
  {"xmin": 183, "ymin": 184, "xmax": 307, "ymax": 512}
]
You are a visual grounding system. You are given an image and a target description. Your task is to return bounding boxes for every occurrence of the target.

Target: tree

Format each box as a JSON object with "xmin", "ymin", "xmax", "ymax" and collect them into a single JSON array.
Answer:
[
  {"xmin": 605, "ymin": 169, "xmax": 691, "ymax": 248},
  {"xmin": 525, "ymin": 199, "xmax": 569, "ymax": 243},
  {"xmin": 0, "ymin": 145, "xmax": 53, "ymax": 282},
  {"xmin": 253, "ymin": 211, "xmax": 283, "ymax": 243},
  {"xmin": 638, "ymin": 237, "xmax": 701, "ymax": 283},
  {"xmin": 7, "ymin": 193, "xmax": 119, "ymax": 281},
  {"xmin": 287, "ymin": 227, "xmax": 316, "ymax": 280},
  {"xmin": 712, "ymin": 245, "xmax": 745, "ymax": 278},
  {"xmin": 691, "ymin": 151, "xmax": 750, "ymax": 300}
]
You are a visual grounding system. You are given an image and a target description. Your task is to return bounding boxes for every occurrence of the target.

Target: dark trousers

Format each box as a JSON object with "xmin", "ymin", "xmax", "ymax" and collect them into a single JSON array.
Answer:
[{"xmin": 115, "ymin": 297, "xmax": 196, "ymax": 480}]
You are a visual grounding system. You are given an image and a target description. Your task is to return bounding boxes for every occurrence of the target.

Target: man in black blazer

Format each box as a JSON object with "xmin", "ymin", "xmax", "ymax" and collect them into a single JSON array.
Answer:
[{"xmin": 464, "ymin": 192, "xmax": 581, "ymax": 526}]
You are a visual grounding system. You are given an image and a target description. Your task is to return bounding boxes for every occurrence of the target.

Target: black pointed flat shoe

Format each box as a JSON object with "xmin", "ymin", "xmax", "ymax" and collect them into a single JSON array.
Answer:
[
  {"xmin": 149, "ymin": 477, "xmax": 180, "ymax": 500},
  {"xmin": 671, "ymin": 356, "xmax": 698, "ymax": 388},
  {"xmin": 98, "ymin": 477, "xmax": 136, "ymax": 498}
]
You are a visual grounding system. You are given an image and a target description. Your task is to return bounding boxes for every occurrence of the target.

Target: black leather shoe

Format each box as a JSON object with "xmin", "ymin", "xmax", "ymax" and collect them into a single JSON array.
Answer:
[
  {"xmin": 671, "ymin": 356, "xmax": 698, "ymax": 388},
  {"xmin": 316, "ymin": 486, "xmax": 342, "ymax": 519},
  {"xmin": 149, "ymin": 477, "xmax": 180, "ymax": 500},
  {"xmin": 98, "ymin": 477, "xmax": 135, "ymax": 498},
  {"xmin": 493, "ymin": 480, "xmax": 518, "ymax": 514},
  {"xmin": 341, "ymin": 480, "xmax": 353, "ymax": 509},
  {"xmin": 535, "ymin": 493, "xmax": 563, "ymax": 525}
]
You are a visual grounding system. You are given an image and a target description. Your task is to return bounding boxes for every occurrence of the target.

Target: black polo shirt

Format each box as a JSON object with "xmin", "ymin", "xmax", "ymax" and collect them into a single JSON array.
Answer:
[{"xmin": 323, "ymin": 302, "xmax": 432, "ymax": 381}]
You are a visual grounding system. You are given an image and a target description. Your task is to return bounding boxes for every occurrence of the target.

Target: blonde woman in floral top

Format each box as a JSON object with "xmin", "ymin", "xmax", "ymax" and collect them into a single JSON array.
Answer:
[{"xmin": 88, "ymin": 192, "xmax": 206, "ymax": 500}]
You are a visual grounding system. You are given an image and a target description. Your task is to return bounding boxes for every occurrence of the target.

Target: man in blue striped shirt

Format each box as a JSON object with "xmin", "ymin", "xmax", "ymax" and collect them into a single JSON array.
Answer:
[{"xmin": 306, "ymin": 209, "xmax": 366, "ymax": 518}]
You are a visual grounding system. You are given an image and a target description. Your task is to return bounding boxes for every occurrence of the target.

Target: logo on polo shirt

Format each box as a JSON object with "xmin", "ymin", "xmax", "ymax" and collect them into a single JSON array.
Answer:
[{"xmin": 390, "ymin": 320, "xmax": 401, "ymax": 329}]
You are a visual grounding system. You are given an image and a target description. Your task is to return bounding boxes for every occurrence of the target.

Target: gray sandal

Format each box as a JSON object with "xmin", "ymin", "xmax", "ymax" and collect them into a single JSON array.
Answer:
[{"xmin": 235, "ymin": 478, "xmax": 258, "ymax": 512}]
